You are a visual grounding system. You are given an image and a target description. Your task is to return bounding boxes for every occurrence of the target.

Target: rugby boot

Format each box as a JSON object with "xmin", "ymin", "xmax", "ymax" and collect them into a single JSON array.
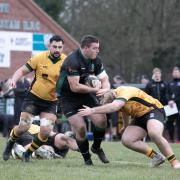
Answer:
[
  {"xmin": 151, "ymin": 153, "xmax": 165, "ymax": 167},
  {"xmin": 3, "ymin": 139, "xmax": 15, "ymax": 161},
  {"xmin": 91, "ymin": 147, "xmax": 109, "ymax": 163},
  {"xmin": 85, "ymin": 158, "xmax": 93, "ymax": 166}
]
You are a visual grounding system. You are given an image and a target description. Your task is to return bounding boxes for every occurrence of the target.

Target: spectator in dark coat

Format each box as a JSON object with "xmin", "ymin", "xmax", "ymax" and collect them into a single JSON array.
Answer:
[
  {"xmin": 166, "ymin": 66, "xmax": 180, "ymax": 142},
  {"xmin": 145, "ymin": 67, "xmax": 168, "ymax": 105}
]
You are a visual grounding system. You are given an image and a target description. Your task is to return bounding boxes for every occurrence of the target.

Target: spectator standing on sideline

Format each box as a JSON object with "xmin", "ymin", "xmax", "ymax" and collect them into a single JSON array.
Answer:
[
  {"xmin": 145, "ymin": 67, "xmax": 168, "ymax": 106},
  {"xmin": 166, "ymin": 66, "xmax": 180, "ymax": 142},
  {"xmin": 56, "ymin": 35, "xmax": 110, "ymax": 165},
  {"xmin": 3, "ymin": 35, "xmax": 66, "ymax": 162},
  {"xmin": 13, "ymin": 77, "xmax": 30, "ymax": 126}
]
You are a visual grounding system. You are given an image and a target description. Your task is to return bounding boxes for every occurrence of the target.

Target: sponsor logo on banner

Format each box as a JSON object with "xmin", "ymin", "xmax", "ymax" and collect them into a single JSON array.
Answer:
[
  {"xmin": 0, "ymin": 31, "xmax": 52, "ymax": 67},
  {"xmin": 9, "ymin": 32, "xmax": 32, "ymax": 51},
  {"xmin": 32, "ymin": 33, "xmax": 52, "ymax": 55}
]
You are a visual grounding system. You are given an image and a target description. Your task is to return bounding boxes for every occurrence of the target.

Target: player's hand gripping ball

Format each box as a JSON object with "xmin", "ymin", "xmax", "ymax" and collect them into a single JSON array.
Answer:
[{"xmin": 85, "ymin": 75, "xmax": 101, "ymax": 88}]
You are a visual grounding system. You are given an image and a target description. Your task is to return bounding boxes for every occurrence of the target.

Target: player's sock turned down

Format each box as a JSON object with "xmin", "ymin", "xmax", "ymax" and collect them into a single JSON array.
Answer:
[
  {"xmin": 167, "ymin": 154, "xmax": 179, "ymax": 166},
  {"xmin": 146, "ymin": 147, "xmax": 157, "ymax": 158}
]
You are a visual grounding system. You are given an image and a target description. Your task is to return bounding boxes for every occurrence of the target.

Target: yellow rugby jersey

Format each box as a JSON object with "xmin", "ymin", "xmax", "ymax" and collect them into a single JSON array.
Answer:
[
  {"xmin": 28, "ymin": 124, "xmax": 40, "ymax": 135},
  {"xmin": 26, "ymin": 51, "xmax": 66, "ymax": 101},
  {"xmin": 10, "ymin": 124, "xmax": 40, "ymax": 136},
  {"xmin": 114, "ymin": 86, "xmax": 163, "ymax": 118}
]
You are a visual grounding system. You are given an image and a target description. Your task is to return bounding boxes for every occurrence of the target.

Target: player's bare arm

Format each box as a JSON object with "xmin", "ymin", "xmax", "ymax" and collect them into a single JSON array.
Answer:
[
  {"xmin": 78, "ymin": 100, "xmax": 125, "ymax": 116},
  {"xmin": 68, "ymin": 76, "xmax": 100, "ymax": 93},
  {"xmin": 8, "ymin": 65, "xmax": 31, "ymax": 88},
  {"xmin": 96, "ymin": 73, "xmax": 110, "ymax": 97}
]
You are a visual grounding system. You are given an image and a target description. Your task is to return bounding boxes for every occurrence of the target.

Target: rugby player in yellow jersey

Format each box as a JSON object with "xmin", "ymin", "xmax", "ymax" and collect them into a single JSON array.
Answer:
[
  {"xmin": 11, "ymin": 123, "xmax": 79, "ymax": 159},
  {"xmin": 78, "ymin": 86, "xmax": 180, "ymax": 169},
  {"xmin": 3, "ymin": 35, "xmax": 67, "ymax": 162}
]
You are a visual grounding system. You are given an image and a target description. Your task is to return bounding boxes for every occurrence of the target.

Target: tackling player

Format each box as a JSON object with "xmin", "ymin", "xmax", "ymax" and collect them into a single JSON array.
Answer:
[{"xmin": 78, "ymin": 86, "xmax": 180, "ymax": 169}]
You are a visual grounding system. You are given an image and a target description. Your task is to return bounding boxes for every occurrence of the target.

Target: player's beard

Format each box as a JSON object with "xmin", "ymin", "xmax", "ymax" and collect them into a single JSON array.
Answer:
[{"xmin": 51, "ymin": 51, "xmax": 60, "ymax": 60}]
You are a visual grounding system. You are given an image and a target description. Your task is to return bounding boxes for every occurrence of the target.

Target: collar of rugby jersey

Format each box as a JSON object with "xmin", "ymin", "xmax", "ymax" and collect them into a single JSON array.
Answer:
[{"xmin": 48, "ymin": 52, "xmax": 61, "ymax": 64}]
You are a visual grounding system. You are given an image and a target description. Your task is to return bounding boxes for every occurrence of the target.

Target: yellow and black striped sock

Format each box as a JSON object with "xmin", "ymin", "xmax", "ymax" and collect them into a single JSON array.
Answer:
[
  {"xmin": 10, "ymin": 128, "xmax": 20, "ymax": 141},
  {"xmin": 26, "ymin": 133, "xmax": 48, "ymax": 156},
  {"xmin": 167, "ymin": 154, "xmax": 176, "ymax": 164},
  {"xmin": 146, "ymin": 148, "xmax": 157, "ymax": 158}
]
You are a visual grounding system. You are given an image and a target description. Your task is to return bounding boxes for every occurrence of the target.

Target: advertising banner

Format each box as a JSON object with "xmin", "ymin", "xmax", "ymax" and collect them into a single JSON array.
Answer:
[
  {"xmin": 0, "ymin": 31, "xmax": 52, "ymax": 67},
  {"xmin": 32, "ymin": 33, "xmax": 52, "ymax": 55},
  {"xmin": 9, "ymin": 31, "xmax": 32, "ymax": 51},
  {"xmin": 0, "ymin": 33, "xmax": 10, "ymax": 67}
]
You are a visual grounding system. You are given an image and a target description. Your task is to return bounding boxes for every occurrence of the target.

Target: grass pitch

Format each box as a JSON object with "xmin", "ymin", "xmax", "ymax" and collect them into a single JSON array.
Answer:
[{"xmin": 0, "ymin": 137, "xmax": 180, "ymax": 180}]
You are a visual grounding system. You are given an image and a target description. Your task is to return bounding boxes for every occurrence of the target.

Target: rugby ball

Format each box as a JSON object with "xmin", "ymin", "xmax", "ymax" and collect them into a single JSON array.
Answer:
[
  {"xmin": 85, "ymin": 75, "xmax": 101, "ymax": 88},
  {"xmin": 11, "ymin": 144, "xmax": 26, "ymax": 159}
]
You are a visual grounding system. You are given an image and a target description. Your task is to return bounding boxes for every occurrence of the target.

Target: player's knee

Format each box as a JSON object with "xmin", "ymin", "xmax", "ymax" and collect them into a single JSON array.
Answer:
[
  {"xmin": 121, "ymin": 135, "xmax": 132, "ymax": 147},
  {"xmin": 94, "ymin": 115, "xmax": 107, "ymax": 128},
  {"xmin": 40, "ymin": 118, "xmax": 54, "ymax": 137},
  {"xmin": 148, "ymin": 130, "xmax": 161, "ymax": 141},
  {"xmin": 77, "ymin": 125, "xmax": 86, "ymax": 137},
  {"xmin": 40, "ymin": 118, "xmax": 54, "ymax": 129},
  {"xmin": 18, "ymin": 113, "xmax": 33, "ymax": 132}
]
